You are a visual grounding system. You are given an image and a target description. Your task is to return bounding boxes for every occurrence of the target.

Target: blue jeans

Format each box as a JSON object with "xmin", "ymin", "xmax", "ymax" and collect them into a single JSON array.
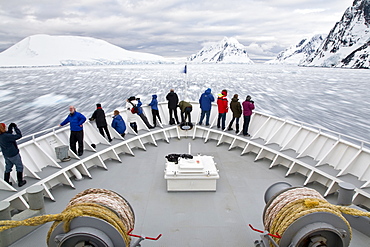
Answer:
[
  {"xmin": 217, "ymin": 113, "xmax": 226, "ymax": 129},
  {"xmin": 243, "ymin": 115, "xmax": 251, "ymax": 135},
  {"xmin": 199, "ymin": 110, "xmax": 211, "ymax": 125},
  {"xmin": 4, "ymin": 153, "xmax": 24, "ymax": 173}
]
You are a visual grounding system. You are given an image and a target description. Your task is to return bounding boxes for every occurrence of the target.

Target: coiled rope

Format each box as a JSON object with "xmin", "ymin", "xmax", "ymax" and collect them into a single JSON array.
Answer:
[
  {"xmin": 0, "ymin": 188, "xmax": 134, "ymax": 247},
  {"xmin": 264, "ymin": 187, "xmax": 370, "ymax": 245}
]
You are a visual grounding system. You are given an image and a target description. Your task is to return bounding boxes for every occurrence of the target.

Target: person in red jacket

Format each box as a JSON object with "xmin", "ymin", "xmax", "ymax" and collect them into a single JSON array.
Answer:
[
  {"xmin": 217, "ymin": 89, "xmax": 228, "ymax": 130},
  {"xmin": 242, "ymin": 95, "xmax": 255, "ymax": 136}
]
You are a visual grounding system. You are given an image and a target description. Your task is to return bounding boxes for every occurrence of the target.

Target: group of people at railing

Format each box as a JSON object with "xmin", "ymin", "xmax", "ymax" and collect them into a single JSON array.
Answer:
[{"xmin": 0, "ymin": 88, "xmax": 254, "ymax": 187}]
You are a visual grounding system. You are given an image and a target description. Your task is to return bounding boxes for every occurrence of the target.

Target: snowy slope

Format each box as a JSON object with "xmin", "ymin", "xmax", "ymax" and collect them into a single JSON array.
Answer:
[
  {"xmin": 266, "ymin": 34, "xmax": 325, "ymax": 65},
  {"xmin": 0, "ymin": 34, "xmax": 168, "ymax": 67},
  {"xmin": 301, "ymin": 0, "xmax": 370, "ymax": 69},
  {"xmin": 188, "ymin": 37, "xmax": 254, "ymax": 64}
]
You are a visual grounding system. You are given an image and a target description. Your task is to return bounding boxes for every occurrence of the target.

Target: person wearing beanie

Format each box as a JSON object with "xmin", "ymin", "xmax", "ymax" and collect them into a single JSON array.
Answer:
[
  {"xmin": 242, "ymin": 95, "xmax": 255, "ymax": 137},
  {"xmin": 228, "ymin": 94, "xmax": 242, "ymax": 133},
  {"xmin": 166, "ymin": 89, "xmax": 179, "ymax": 125},
  {"xmin": 198, "ymin": 88, "xmax": 215, "ymax": 126},
  {"xmin": 59, "ymin": 106, "xmax": 86, "ymax": 156},
  {"xmin": 126, "ymin": 97, "xmax": 138, "ymax": 133},
  {"xmin": 179, "ymin": 100, "xmax": 193, "ymax": 123},
  {"xmin": 111, "ymin": 110, "xmax": 126, "ymax": 138},
  {"xmin": 0, "ymin": 122, "xmax": 27, "ymax": 187},
  {"xmin": 90, "ymin": 103, "xmax": 112, "ymax": 142},
  {"xmin": 217, "ymin": 89, "xmax": 228, "ymax": 130},
  {"xmin": 149, "ymin": 95, "xmax": 162, "ymax": 127},
  {"xmin": 127, "ymin": 97, "xmax": 154, "ymax": 130}
]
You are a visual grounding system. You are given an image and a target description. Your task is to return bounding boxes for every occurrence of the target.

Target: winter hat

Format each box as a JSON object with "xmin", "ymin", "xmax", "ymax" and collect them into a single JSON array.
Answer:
[
  {"xmin": 221, "ymin": 89, "xmax": 228, "ymax": 96},
  {"xmin": 246, "ymin": 95, "xmax": 251, "ymax": 100},
  {"xmin": 0, "ymin": 123, "xmax": 5, "ymax": 133},
  {"xmin": 128, "ymin": 96, "xmax": 136, "ymax": 101},
  {"xmin": 96, "ymin": 103, "xmax": 102, "ymax": 108}
]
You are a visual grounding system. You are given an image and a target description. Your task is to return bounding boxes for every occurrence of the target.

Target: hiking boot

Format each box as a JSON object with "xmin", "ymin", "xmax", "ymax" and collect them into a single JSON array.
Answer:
[
  {"xmin": 4, "ymin": 172, "xmax": 12, "ymax": 186},
  {"xmin": 17, "ymin": 172, "xmax": 27, "ymax": 187}
]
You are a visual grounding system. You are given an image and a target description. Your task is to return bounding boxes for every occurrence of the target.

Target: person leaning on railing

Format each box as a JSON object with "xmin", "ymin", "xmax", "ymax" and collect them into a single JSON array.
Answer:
[
  {"xmin": 59, "ymin": 106, "xmax": 86, "ymax": 156},
  {"xmin": 0, "ymin": 122, "xmax": 27, "ymax": 187}
]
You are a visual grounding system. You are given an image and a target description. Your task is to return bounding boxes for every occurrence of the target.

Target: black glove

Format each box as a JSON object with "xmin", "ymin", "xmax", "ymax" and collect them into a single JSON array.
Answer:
[
  {"xmin": 89, "ymin": 118, "xmax": 94, "ymax": 121},
  {"xmin": 250, "ymin": 100, "xmax": 254, "ymax": 104},
  {"xmin": 8, "ymin": 123, "xmax": 17, "ymax": 128}
]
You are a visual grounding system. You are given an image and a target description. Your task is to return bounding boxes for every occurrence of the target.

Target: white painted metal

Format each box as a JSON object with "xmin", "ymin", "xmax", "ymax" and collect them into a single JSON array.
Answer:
[{"xmin": 2, "ymin": 102, "xmax": 370, "ymax": 210}]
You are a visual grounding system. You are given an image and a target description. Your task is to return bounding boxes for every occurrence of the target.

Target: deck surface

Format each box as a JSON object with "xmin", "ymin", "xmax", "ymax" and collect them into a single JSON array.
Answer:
[{"xmin": 10, "ymin": 136, "xmax": 370, "ymax": 247}]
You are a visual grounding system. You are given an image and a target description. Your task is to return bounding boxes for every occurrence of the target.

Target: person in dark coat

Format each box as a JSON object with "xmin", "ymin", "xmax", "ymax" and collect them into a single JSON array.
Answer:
[
  {"xmin": 149, "ymin": 95, "xmax": 162, "ymax": 127},
  {"xmin": 90, "ymin": 103, "xmax": 112, "ymax": 142},
  {"xmin": 111, "ymin": 110, "xmax": 126, "ymax": 138},
  {"xmin": 166, "ymin": 89, "xmax": 179, "ymax": 125},
  {"xmin": 179, "ymin": 100, "xmax": 192, "ymax": 123},
  {"xmin": 59, "ymin": 106, "xmax": 86, "ymax": 156},
  {"xmin": 0, "ymin": 123, "xmax": 27, "ymax": 187},
  {"xmin": 198, "ymin": 88, "xmax": 214, "ymax": 126},
  {"xmin": 242, "ymin": 95, "xmax": 255, "ymax": 137},
  {"xmin": 228, "ymin": 94, "xmax": 242, "ymax": 133}
]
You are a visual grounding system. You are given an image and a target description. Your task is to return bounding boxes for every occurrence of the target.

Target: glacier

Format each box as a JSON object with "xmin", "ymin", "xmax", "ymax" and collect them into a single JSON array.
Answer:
[{"xmin": 0, "ymin": 34, "xmax": 169, "ymax": 67}]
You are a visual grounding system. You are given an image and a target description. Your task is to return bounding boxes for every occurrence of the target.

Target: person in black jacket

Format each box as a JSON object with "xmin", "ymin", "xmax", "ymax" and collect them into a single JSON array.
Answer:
[
  {"xmin": 0, "ymin": 122, "xmax": 27, "ymax": 187},
  {"xmin": 90, "ymin": 103, "xmax": 112, "ymax": 142},
  {"xmin": 166, "ymin": 89, "xmax": 179, "ymax": 125}
]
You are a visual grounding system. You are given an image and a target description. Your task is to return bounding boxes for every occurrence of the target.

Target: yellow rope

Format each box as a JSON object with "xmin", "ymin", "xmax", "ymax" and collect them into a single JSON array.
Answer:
[
  {"xmin": 0, "ymin": 202, "xmax": 131, "ymax": 246},
  {"xmin": 268, "ymin": 198, "xmax": 370, "ymax": 245}
]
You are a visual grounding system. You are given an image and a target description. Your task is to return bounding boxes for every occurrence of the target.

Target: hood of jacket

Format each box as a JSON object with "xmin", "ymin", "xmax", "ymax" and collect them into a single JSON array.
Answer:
[
  {"xmin": 205, "ymin": 88, "xmax": 211, "ymax": 94},
  {"xmin": 152, "ymin": 94, "xmax": 157, "ymax": 99},
  {"xmin": 231, "ymin": 97, "xmax": 239, "ymax": 102}
]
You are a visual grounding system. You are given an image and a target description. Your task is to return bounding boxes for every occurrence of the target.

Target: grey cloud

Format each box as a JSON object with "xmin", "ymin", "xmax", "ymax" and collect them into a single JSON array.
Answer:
[{"xmin": 0, "ymin": 0, "xmax": 352, "ymax": 60}]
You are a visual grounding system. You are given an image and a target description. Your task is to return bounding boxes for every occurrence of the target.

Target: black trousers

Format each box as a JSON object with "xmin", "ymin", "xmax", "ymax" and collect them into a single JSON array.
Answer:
[
  {"xmin": 151, "ymin": 109, "xmax": 162, "ymax": 126},
  {"xmin": 70, "ymin": 130, "xmax": 84, "ymax": 155},
  {"xmin": 243, "ymin": 115, "xmax": 251, "ymax": 135},
  {"xmin": 181, "ymin": 107, "xmax": 192, "ymax": 123},
  {"xmin": 169, "ymin": 108, "xmax": 179, "ymax": 124},
  {"xmin": 130, "ymin": 122, "xmax": 138, "ymax": 133},
  {"xmin": 139, "ymin": 113, "xmax": 153, "ymax": 128},
  {"xmin": 98, "ymin": 126, "xmax": 112, "ymax": 140}
]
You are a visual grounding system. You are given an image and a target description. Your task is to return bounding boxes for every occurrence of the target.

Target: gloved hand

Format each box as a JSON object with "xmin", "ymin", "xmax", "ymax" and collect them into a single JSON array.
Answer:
[
  {"xmin": 8, "ymin": 123, "xmax": 17, "ymax": 128},
  {"xmin": 250, "ymin": 101, "xmax": 254, "ymax": 104},
  {"xmin": 89, "ymin": 118, "xmax": 95, "ymax": 121}
]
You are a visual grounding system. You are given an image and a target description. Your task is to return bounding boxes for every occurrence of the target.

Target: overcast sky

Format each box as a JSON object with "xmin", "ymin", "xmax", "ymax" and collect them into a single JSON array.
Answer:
[{"xmin": 0, "ymin": 0, "xmax": 352, "ymax": 60}]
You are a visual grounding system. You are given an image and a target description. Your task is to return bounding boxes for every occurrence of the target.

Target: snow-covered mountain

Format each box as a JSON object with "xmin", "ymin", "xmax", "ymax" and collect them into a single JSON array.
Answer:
[
  {"xmin": 188, "ymin": 37, "xmax": 254, "ymax": 64},
  {"xmin": 0, "ymin": 34, "xmax": 168, "ymax": 67},
  {"xmin": 266, "ymin": 34, "xmax": 325, "ymax": 65},
  {"xmin": 301, "ymin": 0, "xmax": 370, "ymax": 69}
]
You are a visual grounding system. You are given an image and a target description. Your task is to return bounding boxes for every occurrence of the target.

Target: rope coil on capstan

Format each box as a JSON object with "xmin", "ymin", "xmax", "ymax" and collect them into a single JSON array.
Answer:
[
  {"xmin": 263, "ymin": 187, "xmax": 370, "ymax": 245},
  {"xmin": 0, "ymin": 189, "xmax": 135, "ymax": 247}
]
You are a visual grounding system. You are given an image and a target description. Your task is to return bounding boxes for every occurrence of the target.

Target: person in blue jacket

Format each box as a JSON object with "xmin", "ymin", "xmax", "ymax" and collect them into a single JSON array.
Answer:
[
  {"xmin": 112, "ymin": 110, "xmax": 126, "ymax": 138},
  {"xmin": 59, "ymin": 106, "xmax": 86, "ymax": 156},
  {"xmin": 198, "ymin": 88, "xmax": 215, "ymax": 126},
  {"xmin": 0, "ymin": 122, "xmax": 27, "ymax": 187},
  {"xmin": 148, "ymin": 95, "xmax": 162, "ymax": 127}
]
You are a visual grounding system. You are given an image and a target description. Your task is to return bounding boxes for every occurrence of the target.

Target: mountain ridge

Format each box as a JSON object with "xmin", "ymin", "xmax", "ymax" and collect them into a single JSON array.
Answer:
[{"xmin": 188, "ymin": 37, "xmax": 254, "ymax": 64}]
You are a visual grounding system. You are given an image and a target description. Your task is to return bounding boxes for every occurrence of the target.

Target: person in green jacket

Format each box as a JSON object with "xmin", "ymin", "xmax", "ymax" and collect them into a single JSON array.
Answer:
[
  {"xmin": 179, "ymin": 100, "xmax": 192, "ymax": 123},
  {"xmin": 228, "ymin": 94, "xmax": 242, "ymax": 133}
]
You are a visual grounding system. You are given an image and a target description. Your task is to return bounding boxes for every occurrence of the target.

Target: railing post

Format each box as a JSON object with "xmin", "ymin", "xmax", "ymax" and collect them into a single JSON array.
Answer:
[{"xmin": 0, "ymin": 201, "xmax": 11, "ymax": 247}]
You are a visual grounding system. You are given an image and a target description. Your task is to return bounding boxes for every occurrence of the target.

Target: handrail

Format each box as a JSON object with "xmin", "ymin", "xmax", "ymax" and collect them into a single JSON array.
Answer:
[{"xmin": 6, "ymin": 102, "xmax": 370, "ymax": 151}]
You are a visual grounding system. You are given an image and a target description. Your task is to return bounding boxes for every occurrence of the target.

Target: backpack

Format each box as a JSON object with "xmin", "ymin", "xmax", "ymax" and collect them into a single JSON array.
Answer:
[{"xmin": 130, "ymin": 102, "xmax": 139, "ymax": 114}]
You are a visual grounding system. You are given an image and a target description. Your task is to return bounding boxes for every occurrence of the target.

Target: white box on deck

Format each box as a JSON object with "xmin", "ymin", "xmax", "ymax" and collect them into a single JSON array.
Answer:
[{"xmin": 164, "ymin": 155, "xmax": 219, "ymax": 191}]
